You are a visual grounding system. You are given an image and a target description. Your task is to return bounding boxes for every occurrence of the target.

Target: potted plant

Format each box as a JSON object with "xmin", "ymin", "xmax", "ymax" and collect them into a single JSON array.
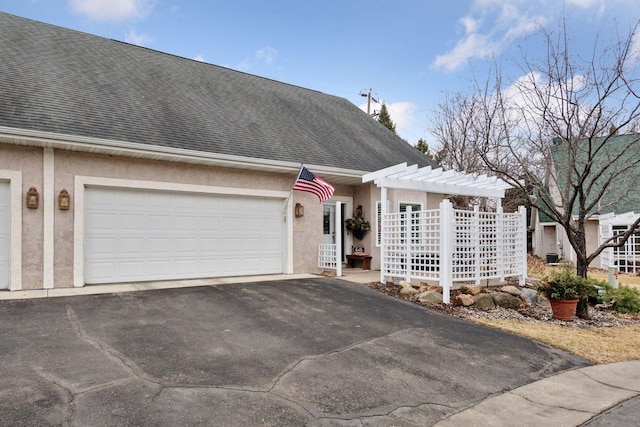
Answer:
[
  {"xmin": 537, "ymin": 265, "xmax": 593, "ymax": 320},
  {"xmin": 345, "ymin": 208, "xmax": 371, "ymax": 241}
]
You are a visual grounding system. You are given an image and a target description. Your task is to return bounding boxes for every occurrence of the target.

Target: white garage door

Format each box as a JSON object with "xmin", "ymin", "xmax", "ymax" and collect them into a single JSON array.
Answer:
[
  {"xmin": 84, "ymin": 187, "xmax": 284, "ymax": 284},
  {"xmin": 0, "ymin": 182, "xmax": 9, "ymax": 290}
]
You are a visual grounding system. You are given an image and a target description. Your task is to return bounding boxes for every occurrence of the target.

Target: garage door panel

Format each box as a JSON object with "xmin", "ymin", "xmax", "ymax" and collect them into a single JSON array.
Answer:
[
  {"xmin": 146, "ymin": 237, "xmax": 173, "ymax": 257},
  {"xmin": 175, "ymin": 237, "xmax": 197, "ymax": 253},
  {"xmin": 86, "ymin": 212, "xmax": 117, "ymax": 230},
  {"xmin": 120, "ymin": 237, "xmax": 148, "ymax": 254},
  {"xmin": 175, "ymin": 259, "xmax": 198, "ymax": 274},
  {"xmin": 86, "ymin": 237, "xmax": 118, "ymax": 256},
  {"xmin": 84, "ymin": 188, "xmax": 284, "ymax": 284}
]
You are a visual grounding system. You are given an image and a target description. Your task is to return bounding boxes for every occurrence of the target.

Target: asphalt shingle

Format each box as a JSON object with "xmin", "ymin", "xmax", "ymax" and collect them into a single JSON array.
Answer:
[{"xmin": 0, "ymin": 12, "xmax": 435, "ymax": 172}]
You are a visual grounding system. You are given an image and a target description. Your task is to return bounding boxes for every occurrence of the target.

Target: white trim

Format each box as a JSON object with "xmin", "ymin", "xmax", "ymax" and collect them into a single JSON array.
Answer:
[
  {"xmin": 43, "ymin": 148, "xmax": 54, "ymax": 289},
  {"xmin": 366, "ymin": 163, "xmax": 512, "ymax": 199},
  {"xmin": 73, "ymin": 175, "xmax": 290, "ymax": 288},
  {"xmin": 328, "ymin": 195, "xmax": 354, "ymax": 258},
  {"xmin": 0, "ymin": 169, "xmax": 22, "ymax": 291},
  {"xmin": 0, "ymin": 126, "xmax": 369, "ymax": 185}
]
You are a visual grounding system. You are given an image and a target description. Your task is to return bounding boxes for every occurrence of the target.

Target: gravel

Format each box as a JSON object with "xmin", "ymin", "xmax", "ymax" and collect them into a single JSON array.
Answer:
[{"xmin": 363, "ymin": 282, "xmax": 640, "ymax": 328}]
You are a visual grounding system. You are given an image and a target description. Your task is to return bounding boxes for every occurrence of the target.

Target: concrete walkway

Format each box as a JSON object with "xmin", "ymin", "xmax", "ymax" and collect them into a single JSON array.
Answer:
[{"xmin": 435, "ymin": 360, "xmax": 640, "ymax": 426}]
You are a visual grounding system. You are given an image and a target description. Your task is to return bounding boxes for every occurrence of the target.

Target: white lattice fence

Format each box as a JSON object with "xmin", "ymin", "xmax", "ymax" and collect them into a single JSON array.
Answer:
[
  {"xmin": 318, "ymin": 244, "xmax": 337, "ymax": 270},
  {"xmin": 381, "ymin": 200, "xmax": 527, "ymax": 303},
  {"xmin": 599, "ymin": 223, "xmax": 640, "ymax": 273}
]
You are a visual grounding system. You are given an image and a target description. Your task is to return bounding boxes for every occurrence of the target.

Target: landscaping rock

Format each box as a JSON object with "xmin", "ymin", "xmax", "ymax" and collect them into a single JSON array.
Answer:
[
  {"xmin": 473, "ymin": 293, "xmax": 496, "ymax": 309},
  {"xmin": 460, "ymin": 284, "xmax": 482, "ymax": 295},
  {"xmin": 500, "ymin": 285, "xmax": 521, "ymax": 296},
  {"xmin": 399, "ymin": 280, "xmax": 413, "ymax": 289},
  {"xmin": 400, "ymin": 287, "xmax": 419, "ymax": 296},
  {"xmin": 418, "ymin": 291, "xmax": 443, "ymax": 305},
  {"xmin": 491, "ymin": 292, "xmax": 522, "ymax": 310},
  {"xmin": 453, "ymin": 294, "xmax": 475, "ymax": 306},
  {"xmin": 520, "ymin": 288, "xmax": 539, "ymax": 306},
  {"xmin": 427, "ymin": 285, "xmax": 443, "ymax": 294}
]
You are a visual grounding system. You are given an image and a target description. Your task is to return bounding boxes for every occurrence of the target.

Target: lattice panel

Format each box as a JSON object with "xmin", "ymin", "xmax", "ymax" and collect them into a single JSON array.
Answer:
[
  {"xmin": 380, "ymin": 204, "xmax": 526, "ymax": 285},
  {"xmin": 318, "ymin": 244, "xmax": 337, "ymax": 269}
]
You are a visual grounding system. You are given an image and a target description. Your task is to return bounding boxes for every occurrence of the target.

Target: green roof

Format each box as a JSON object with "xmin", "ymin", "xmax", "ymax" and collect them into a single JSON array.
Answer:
[{"xmin": 547, "ymin": 133, "xmax": 640, "ymax": 218}]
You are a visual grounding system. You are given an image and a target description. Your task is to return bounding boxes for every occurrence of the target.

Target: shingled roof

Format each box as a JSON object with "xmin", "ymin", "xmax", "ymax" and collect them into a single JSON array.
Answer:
[{"xmin": 0, "ymin": 12, "xmax": 435, "ymax": 174}]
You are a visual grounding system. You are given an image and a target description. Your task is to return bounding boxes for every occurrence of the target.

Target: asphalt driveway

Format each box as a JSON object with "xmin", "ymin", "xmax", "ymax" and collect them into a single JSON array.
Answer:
[{"xmin": 0, "ymin": 278, "xmax": 588, "ymax": 426}]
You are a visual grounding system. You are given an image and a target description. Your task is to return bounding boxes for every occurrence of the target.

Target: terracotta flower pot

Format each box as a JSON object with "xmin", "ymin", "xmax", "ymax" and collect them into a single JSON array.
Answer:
[{"xmin": 549, "ymin": 298, "xmax": 579, "ymax": 320}]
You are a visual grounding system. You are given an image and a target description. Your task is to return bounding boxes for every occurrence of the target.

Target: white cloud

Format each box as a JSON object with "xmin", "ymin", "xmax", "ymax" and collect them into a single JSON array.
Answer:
[
  {"xmin": 359, "ymin": 100, "xmax": 421, "ymax": 141},
  {"xmin": 433, "ymin": 33, "xmax": 498, "ymax": 72},
  {"xmin": 565, "ymin": 0, "xmax": 600, "ymax": 7},
  {"xmin": 194, "ymin": 55, "xmax": 206, "ymax": 62},
  {"xmin": 625, "ymin": 29, "xmax": 640, "ymax": 70},
  {"xmin": 460, "ymin": 16, "xmax": 480, "ymax": 34},
  {"xmin": 69, "ymin": 0, "xmax": 153, "ymax": 21},
  {"xmin": 432, "ymin": 1, "xmax": 546, "ymax": 72},
  {"xmin": 124, "ymin": 29, "xmax": 152, "ymax": 46},
  {"xmin": 256, "ymin": 46, "xmax": 278, "ymax": 65}
]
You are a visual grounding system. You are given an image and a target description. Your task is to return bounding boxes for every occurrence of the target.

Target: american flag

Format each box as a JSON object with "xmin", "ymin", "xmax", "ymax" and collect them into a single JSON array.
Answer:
[{"xmin": 293, "ymin": 166, "xmax": 335, "ymax": 202}]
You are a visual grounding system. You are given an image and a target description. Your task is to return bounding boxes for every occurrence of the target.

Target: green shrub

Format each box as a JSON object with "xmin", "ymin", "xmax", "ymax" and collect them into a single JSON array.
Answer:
[
  {"xmin": 606, "ymin": 285, "xmax": 640, "ymax": 314},
  {"xmin": 587, "ymin": 277, "xmax": 608, "ymax": 304},
  {"xmin": 537, "ymin": 266, "xmax": 593, "ymax": 300}
]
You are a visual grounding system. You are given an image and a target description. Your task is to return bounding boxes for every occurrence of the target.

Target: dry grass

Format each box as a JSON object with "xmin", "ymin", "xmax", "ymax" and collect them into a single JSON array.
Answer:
[
  {"xmin": 471, "ymin": 318, "xmax": 640, "ymax": 364},
  {"xmin": 473, "ymin": 255, "xmax": 640, "ymax": 364},
  {"xmin": 527, "ymin": 254, "xmax": 640, "ymax": 291}
]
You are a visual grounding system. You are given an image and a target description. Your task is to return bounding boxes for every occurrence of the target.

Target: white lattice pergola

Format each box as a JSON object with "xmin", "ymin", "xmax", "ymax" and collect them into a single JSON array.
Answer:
[
  {"xmin": 362, "ymin": 163, "xmax": 513, "ymax": 200},
  {"xmin": 362, "ymin": 163, "xmax": 526, "ymax": 303}
]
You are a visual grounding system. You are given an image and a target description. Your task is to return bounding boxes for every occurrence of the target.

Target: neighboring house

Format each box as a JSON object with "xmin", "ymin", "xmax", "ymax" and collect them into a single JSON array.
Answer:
[
  {"xmin": 0, "ymin": 12, "xmax": 445, "ymax": 292},
  {"xmin": 531, "ymin": 133, "xmax": 640, "ymax": 271}
]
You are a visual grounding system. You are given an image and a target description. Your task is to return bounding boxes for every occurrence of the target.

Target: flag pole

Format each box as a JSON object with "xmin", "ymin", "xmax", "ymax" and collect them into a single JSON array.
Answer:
[{"xmin": 283, "ymin": 164, "xmax": 304, "ymax": 217}]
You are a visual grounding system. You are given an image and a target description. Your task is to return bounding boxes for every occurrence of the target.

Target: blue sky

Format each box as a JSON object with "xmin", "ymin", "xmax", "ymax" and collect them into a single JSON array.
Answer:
[{"xmin": 1, "ymin": 0, "xmax": 639, "ymax": 145}]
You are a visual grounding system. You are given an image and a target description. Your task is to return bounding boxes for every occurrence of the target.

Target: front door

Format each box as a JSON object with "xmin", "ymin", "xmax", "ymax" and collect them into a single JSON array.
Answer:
[{"xmin": 323, "ymin": 203, "xmax": 336, "ymax": 244}]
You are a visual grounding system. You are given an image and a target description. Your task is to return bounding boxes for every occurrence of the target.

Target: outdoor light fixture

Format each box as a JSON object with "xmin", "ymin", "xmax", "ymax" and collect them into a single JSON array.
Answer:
[
  {"xmin": 59, "ymin": 189, "xmax": 70, "ymax": 210},
  {"xmin": 295, "ymin": 203, "xmax": 304, "ymax": 217},
  {"xmin": 26, "ymin": 187, "xmax": 39, "ymax": 209}
]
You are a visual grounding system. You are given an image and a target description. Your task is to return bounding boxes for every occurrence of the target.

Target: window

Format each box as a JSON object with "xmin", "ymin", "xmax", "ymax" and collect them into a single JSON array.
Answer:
[
  {"xmin": 400, "ymin": 203, "xmax": 422, "ymax": 245},
  {"xmin": 376, "ymin": 201, "xmax": 382, "ymax": 247}
]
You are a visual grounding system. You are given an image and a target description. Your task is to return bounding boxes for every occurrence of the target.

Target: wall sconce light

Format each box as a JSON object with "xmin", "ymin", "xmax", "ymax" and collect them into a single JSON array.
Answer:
[
  {"xmin": 59, "ymin": 189, "xmax": 70, "ymax": 210},
  {"xmin": 26, "ymin": 187, "xmax": 39, "ymax": 209},
  {"xmin": 295, "ymin": 203, "xmax": 304, "ymax": 218}
]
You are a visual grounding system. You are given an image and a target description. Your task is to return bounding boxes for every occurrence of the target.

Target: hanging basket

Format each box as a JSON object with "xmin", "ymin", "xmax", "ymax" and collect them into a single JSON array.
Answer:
[
  {"xmin": 549, "ymin": 299, "xmax": 579, "ymax": 320},
  {"xmin": 352, "ymin": 228, "xmax": 367, "ymax": 241}
]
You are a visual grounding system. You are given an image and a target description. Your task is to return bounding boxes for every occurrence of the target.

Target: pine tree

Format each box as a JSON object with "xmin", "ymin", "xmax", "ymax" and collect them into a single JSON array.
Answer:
[
  {"xmin": 377, "ymin": 103, "xmax": 396, "ymax": 133},
  {"xmin": 414, "ymin": 138, "xmax": 435, "ymax": 161}
]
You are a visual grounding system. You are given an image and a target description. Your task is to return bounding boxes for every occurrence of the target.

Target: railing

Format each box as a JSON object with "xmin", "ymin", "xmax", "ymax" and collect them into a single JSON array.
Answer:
[
  {"xmin": 382, "ymin": 200, "xmax": 527, "ymax": 303},
  {"xmin": 318, "ymin": 243, "xmax": 338, "ymax": 270}
]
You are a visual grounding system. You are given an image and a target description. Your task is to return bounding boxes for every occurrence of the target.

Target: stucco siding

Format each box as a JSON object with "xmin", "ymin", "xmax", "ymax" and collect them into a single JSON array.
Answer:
[{"xmin": 0, "ymin": 143, "xmax": 43, "ymax": 289}]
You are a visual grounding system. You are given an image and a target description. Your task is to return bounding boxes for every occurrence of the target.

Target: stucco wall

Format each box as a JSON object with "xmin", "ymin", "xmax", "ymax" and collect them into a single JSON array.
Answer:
[
  {"xmin": 0, "ymin": 143, "xmax": 44, "ymax": 290},
  {"xmin": 2, "ymin": 143, "xmax": 365, "ymax": 289}
]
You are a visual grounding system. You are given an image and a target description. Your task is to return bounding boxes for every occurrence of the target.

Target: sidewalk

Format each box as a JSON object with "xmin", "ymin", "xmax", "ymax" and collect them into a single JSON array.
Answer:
[{"xmin": 434, "ymin": 360, "xmax": 640, "ymax": 426}]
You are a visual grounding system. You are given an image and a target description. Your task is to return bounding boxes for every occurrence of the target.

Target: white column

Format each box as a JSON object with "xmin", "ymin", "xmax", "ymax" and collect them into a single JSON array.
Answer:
[
  {"xmin": 440, "ymin": 199, "xmax": 452, "ymax": 304},
  {"xmin": 404, "ymin": 205, "xmax": 412, "ymax": 283},
  {"xmin": 519, "ymin": 206, "xmax": 527, "ymax": 285},
  {"xmin": 474, "ymin": 205, "xmax": 480, "ymax": 285},
  {"xmin": 497, "ymin": 205, "xmax": 504, "ymax": 282},
  {"xmin": 335, "ymin": 201, "xmax": 342, "ymax": 277},
  {"xmin": 380, "ymin": 186, "xmax": 387, "ymax": 284},
  {"xmin": 43, "ymin": 148, "xmax": 54, "ymax": 289}
]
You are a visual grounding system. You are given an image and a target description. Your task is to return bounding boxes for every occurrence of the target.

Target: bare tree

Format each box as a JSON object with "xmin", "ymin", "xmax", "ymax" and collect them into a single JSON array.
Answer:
[{"xmin": 431, "ymin": 20, "xmax": 640, "ymax": 318}]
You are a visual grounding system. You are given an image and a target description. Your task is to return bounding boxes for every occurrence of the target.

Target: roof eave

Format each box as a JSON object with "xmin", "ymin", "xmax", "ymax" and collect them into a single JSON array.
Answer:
[{"xmin": 0, "ymin": 126, "xmax": 368, "ymax": 186}]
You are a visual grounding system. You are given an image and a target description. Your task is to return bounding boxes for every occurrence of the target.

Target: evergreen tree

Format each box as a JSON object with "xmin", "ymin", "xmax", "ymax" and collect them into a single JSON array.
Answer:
[
  {"xmin": 377, "ymin": 103, "xmax": 396, "ymax": 133},
  {"xmin": 414, "ymin": 138, "xmax": 435, "ymax": 161}
]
